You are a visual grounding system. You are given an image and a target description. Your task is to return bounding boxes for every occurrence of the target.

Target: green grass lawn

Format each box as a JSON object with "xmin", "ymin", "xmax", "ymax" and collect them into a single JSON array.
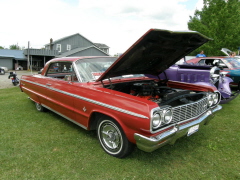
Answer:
[{"xmin": 1, "ymin": 87, "xmax": 240, "ymax": 180}]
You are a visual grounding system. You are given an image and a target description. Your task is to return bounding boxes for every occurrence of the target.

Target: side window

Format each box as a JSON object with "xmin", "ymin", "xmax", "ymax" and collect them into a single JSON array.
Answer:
[
  {"xmin": 199, "ymin": 59, "xmax": 205, "ymax": 65},
  {"xmin": 47, "ymin": 63, "xmax": 60, "ymax": 74},
  {"xmin": 219, "ymin": 60, "xmax": 228, "ymax": 68},
  {"xmin": 56, "ymin": 44, "xmax": 61, "ymax": 52},
  {"xmin": 205, "ymin": 60, "xmax": 214, "ymax": 65},
  {"xmin": 46, "ymin": 62, "xmax": 78, "ymax": 81}
]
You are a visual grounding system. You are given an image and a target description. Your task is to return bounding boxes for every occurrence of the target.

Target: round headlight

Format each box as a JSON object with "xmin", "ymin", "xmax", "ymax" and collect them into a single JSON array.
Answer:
[
  {"xmin": 163, "ymin": 109, "xmax": 173, "ymax": 124},
  {"xmin": 212, "ymin": 93, "xmax": 218, "ymax": 105},
  {"xmin": 207, "ymin": 93, "xmax": 214, "ymax": 106},
  {"xmin": 152, "ymin": 113, "xmax": 161, "ymax": 129}
]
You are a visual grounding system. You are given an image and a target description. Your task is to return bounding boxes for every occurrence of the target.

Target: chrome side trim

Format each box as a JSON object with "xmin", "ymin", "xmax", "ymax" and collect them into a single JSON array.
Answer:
[
  {"xmin": 41, "ymin": 104, "xmax": 88, "ymax": 130},
  {"xmin": 21, "ymin": 79, "xmax": 149, "ymax": 119}
]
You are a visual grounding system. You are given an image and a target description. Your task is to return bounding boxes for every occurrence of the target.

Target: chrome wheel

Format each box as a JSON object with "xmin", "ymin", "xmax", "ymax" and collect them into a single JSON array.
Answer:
[
  {"xmin": 97, "ymin": 118, "xmax": 134, "ymax": 158},
  {"xmin": 35, "ymin": 102, "xmax": 45, "ymax": 112},
  {"xmin": 98, "ymin": 120, "xmax": 123, "ymax": 154}
]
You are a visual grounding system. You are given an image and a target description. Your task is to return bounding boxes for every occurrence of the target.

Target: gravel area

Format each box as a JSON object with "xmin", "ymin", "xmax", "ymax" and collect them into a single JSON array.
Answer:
[{"xmin": 0, "ymin": 70, "xmax": 38, "ymax": 89}]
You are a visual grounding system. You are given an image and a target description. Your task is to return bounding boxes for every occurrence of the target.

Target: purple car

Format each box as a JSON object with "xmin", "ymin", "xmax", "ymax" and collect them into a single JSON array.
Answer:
[{"xmin": 153, "ymin": 63, "xmax": 239, "ymax": 104}]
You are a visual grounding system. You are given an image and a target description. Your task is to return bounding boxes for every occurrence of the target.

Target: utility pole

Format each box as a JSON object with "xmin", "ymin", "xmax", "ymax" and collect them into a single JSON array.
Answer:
[{"xmin": 27, "ymin": 41, "xmax": 30, "ymax": 71}]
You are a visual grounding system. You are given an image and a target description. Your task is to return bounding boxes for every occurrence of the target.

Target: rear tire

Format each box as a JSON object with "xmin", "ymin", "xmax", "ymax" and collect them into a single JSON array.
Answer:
[
  {"xmin": 97, "ymin": 117, "xmax": 134, "ymax": 158},
  {"xmin": 12, "ymin": 81, "xmax": 18, "ymax": 86},
  {"xmin": 35, "ymin": 102, "xmax": 46, "ymax": 112}
]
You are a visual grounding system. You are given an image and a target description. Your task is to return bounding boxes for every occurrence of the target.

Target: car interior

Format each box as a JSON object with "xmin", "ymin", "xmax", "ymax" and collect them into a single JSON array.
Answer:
[{"xmin": 198, "ymin": 59, "xmax": 228, "ymax": 69}]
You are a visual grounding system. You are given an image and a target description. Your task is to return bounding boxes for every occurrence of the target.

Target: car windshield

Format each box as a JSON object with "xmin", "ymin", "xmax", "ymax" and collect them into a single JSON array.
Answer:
[
  {"xmin": 74, "ymin": 57, "xmax": 144, "ymax": 82},
  {"xmin": 223, "ymin": 58, "xmax": 240, "ymax": 69}
]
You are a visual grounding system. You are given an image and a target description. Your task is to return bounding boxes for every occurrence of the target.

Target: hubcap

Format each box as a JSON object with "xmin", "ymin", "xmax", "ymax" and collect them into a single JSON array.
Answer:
[
  {"xmin": 100, "ymin": 122, "xmax": 122, "ymax": 151},
  {"xmin": 36, "ymin": 103, "xmax": 42, "ymax": 111}
]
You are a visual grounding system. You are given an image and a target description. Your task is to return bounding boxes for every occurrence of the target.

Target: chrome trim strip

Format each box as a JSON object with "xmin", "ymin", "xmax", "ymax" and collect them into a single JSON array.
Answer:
[
  {"xmin": 21, "ymin": 79, "xmax": 149, "ymax": 119},
  {"xmin": 41, "ymin": 104, "xmax": 88, "ymax": 130},
  {"xmin": 28, "ymin": 96, "xmax": 87, "ymax": 129}
]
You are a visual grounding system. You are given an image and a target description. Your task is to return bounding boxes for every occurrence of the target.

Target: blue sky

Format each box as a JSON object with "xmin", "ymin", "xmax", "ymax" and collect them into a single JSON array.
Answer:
[
  {"xmin": 183, "ymin": 0, "xmax": 201, "ymax": 10},
  {"xmin": 0, "ymin": 0, "xmax": 203, "ymax": 55}
]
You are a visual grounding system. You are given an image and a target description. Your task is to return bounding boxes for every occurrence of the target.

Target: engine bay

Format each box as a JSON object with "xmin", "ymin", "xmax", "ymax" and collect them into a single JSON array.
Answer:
[{"xmin": 105, "ymin": 80, "xmax": 205, "ymax": 107}]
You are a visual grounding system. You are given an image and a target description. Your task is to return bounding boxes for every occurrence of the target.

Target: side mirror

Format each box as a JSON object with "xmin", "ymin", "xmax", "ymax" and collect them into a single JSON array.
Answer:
[
  {"xmin": 64, "ymin": 75, "xmax": 72, "ymax": 81},
  {"xmin": 38, "ymin": 68, "xmax": 43, "ymax": 74}
]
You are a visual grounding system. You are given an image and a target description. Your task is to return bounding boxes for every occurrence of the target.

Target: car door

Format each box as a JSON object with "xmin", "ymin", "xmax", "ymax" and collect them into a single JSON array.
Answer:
[{"xmin": 44, "ymin": 61, "xmax": 76, "ymax": 121}]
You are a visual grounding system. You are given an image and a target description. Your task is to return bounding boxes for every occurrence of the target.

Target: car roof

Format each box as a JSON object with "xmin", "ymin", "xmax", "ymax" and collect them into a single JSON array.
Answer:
[{"xmin": 187, "ymin": 56, "xmax": 226, "ymax": 63}]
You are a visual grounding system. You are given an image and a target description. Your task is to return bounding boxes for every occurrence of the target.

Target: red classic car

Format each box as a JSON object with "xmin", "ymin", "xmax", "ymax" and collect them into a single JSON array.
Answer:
[{"xmin": 20, "ymin": 29, "xmax": 222, "ymax": 158}]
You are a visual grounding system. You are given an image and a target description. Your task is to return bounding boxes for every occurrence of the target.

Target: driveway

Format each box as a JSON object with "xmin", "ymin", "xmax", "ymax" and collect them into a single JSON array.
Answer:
[{"xmin": 0, "ymin": 70, "xmax": 38, "ymax": 89}]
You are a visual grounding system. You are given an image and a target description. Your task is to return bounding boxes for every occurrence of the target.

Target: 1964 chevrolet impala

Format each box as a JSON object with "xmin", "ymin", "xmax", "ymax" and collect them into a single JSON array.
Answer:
[{"xmin": 20, "ymin": 29, "xmax": 222, "ymax": 158}]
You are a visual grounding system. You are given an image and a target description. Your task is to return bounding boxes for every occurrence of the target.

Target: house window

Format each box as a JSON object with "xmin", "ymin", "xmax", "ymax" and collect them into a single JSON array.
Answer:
[
  {"xmin": 67, "ymin": 44, "xmax": 71, "ymax": 51},
  {"xmin": 56, "ymin": 44, "xmax": 61, "ymax": 52}
]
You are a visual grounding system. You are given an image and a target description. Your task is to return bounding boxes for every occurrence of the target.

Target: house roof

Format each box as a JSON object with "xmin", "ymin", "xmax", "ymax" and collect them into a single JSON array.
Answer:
[
  {"xmin": 45, "ymin": 33, "xmax": 110, "ymax": 50},
  {"xmin": 94, "ymin": 43, "xmax": 109, "ymax": 48},
  {"xmin": 0, "ymin": 49, "xmax": 26, "ymax": 60},
  {"xmin": 57, "ymin": 46, "xmax": 109, "ymax": 57},
  {"xmin": 45, "ymin": 33, "xmax": 95, "ymax": 46}
]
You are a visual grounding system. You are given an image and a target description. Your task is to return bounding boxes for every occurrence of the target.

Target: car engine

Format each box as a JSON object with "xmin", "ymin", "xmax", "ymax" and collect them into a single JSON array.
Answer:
[{"xmin": 107, "ymin": 80, "xmax": 205, "ymax": 107}]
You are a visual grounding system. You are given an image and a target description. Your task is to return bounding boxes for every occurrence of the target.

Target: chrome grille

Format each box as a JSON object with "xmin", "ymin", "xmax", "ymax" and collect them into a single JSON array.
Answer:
[{"xmin": 171, "ymin": 97, "xmax": 208, "ymax": 123}]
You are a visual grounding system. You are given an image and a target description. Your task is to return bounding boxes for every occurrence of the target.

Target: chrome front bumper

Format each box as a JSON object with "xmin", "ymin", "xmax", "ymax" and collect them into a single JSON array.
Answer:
[
  {"xmin": 134, "ymin": 105, "xmax": 222, "ymax": 152},
  {"xmin": 220, "ymin": 91, "xmax": 240, "ymax": 104}
]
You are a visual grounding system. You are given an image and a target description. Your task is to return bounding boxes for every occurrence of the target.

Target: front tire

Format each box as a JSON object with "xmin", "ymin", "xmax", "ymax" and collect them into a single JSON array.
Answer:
[{"xmin": 97, "ymin": 117, "xmax": 134, "ymax": 158}]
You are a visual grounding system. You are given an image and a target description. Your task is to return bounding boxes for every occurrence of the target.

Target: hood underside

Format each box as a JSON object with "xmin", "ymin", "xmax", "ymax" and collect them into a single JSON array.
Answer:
[{"xmin": 97, "ymin": 29, "xmax": 212, "ymax": 82}]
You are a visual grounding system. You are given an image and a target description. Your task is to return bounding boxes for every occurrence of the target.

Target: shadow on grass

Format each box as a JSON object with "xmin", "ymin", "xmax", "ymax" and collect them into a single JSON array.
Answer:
[{"xmin": 41, "ymin": 102, "xmax": 211, "ymax": 164}]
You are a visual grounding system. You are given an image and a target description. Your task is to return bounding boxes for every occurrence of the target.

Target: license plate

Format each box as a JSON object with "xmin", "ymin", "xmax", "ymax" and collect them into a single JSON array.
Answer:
[{"xmin": 187, "ymin": 125, "xmax": 199, "ymax": 136}]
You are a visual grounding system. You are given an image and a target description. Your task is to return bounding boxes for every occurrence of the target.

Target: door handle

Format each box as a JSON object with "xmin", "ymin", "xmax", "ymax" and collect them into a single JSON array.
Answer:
[{"xmin": 46, "ymin": 83, "xmax": 52, "ymax": 86}]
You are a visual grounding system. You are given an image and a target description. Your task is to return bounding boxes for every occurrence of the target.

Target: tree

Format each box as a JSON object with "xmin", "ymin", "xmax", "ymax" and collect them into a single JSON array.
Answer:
[
  {"xmin": 9, "ymin": 44, "xmax": 21, "ymax": 50},
  {"xmin": 188, "ymin": 0, "xmax": 240, "ymax": 56},
  {"xmin": 0, "ymin": 46, "xmax": 4, "ymax": 49}
]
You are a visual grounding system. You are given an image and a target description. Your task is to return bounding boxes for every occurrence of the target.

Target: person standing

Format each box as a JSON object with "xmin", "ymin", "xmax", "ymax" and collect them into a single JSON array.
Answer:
[
  {"xmin": 229, "ymin": 51, "xmax": 236, "ymax": 57},
  {"xmin": 196, "ymin": 50, "xmax": 206, "ymax": 57}
]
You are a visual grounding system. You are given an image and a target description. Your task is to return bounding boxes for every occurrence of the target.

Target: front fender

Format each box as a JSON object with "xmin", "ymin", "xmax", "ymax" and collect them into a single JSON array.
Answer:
[{"xmin": 218, "ymin": 76, "xmax": 232, "ymax": 98}]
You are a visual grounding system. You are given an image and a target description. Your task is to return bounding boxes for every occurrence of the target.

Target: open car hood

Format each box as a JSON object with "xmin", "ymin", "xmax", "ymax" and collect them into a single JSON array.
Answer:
[
  {"xmin": 96, "ymin": 29, "xmax": 212, "ymax": 82},
  {"xmin": 221, "ymin": 48, "xmax": 232, "ymax": 56}
]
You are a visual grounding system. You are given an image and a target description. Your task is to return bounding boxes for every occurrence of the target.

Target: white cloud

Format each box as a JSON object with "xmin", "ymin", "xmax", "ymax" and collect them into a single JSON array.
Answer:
[
  {"xmin": 196, "ymin": 0, "xmax": 204, "ymax": 10},
  {"xmin": 0, "ymin": 0, "xmax": 203, "ymax": 55}
]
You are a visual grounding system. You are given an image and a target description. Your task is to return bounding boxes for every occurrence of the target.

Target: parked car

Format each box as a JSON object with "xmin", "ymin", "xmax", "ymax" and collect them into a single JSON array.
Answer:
[
  {"xmin": 187, "ymin": 57, "xmax": 240, "ymax": 89},
  {"xmin": 146, "ymin": 61, "xmax": 239, "ymax": 104},
  {"xmin": 221, "ymin": 48, "xmax": 240, "ymax": 58},
  {"xmin": 20, "ymin": 29, "xmax": 222, "ymax": 158},
  {"xmin": 0, "ymin": 67, "xmax": 5, "ymax": 75},
  {"xmin": 0, "ymin": 66, "xmax": 8, "ymax": 75}
]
